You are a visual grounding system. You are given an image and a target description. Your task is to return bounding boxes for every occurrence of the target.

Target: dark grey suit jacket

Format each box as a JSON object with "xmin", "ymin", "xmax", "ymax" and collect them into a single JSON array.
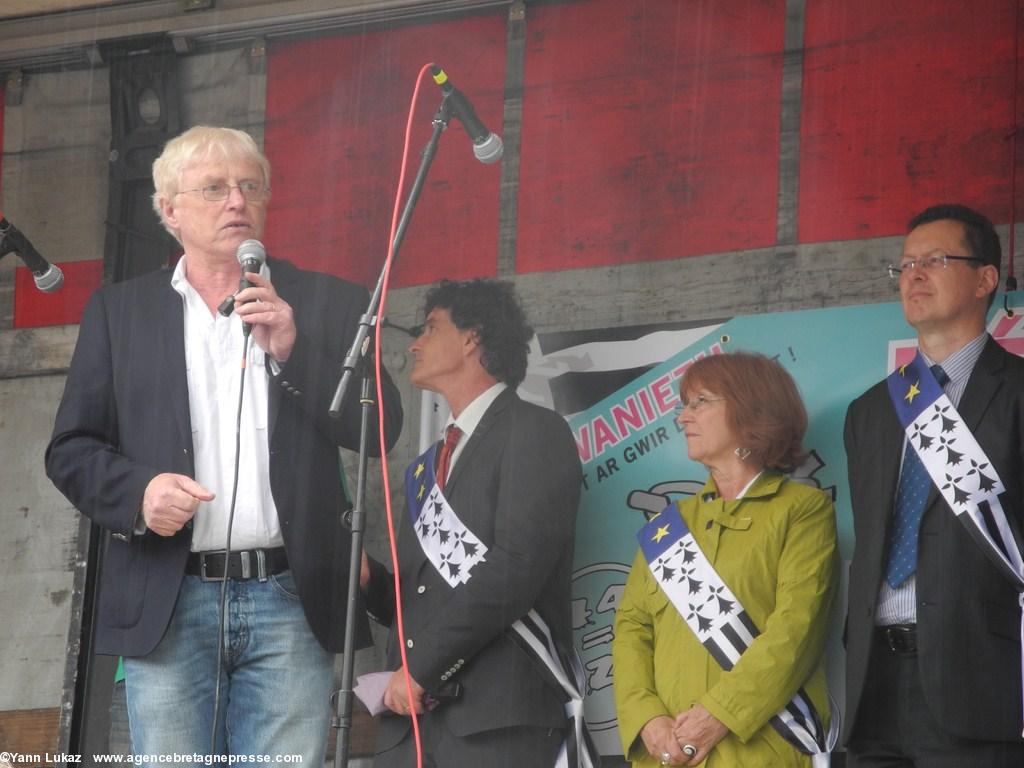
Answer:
[
  {"xmin": 367, "ymin": 387, "xmax": 583, "ymax": 748},
  {"xmin": 46, "ymin": 257, "xmax": 402, "ymax": 656},
  {"xmin": 843, "ymin": 336, "xmax": 1024, "ymax": 742}
]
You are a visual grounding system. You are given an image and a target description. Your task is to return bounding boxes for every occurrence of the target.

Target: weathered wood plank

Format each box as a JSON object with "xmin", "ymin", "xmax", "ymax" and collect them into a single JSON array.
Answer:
[{"xmin": 0, "ymin": 708, "xmax": 60, "ymax": 759}]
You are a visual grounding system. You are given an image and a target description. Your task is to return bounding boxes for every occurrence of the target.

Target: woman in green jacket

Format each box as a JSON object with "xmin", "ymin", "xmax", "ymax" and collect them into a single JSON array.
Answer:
[{"xmin": 613, "ymin": 352, "xmax": 838, "ymax": 767}]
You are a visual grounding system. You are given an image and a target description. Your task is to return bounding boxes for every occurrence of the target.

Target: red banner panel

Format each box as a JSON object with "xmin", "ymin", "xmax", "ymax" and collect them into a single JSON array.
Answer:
[
  {"xmin": 516, "ymin": 0, "xmax": 785, "ymax": 272},
  {"xmin": 13, "ymin": 259, "xmax": 103, "ymax": 328},
  {"xmin": 264, "ymin": 12, "xmax": 507, "ymax": 288},
  {"xmin": 799, "ymin": 0, "xmax": 1021, "ymax": 242}
]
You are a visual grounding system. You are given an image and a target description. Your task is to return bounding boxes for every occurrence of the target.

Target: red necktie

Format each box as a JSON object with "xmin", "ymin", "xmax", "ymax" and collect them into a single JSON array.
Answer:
[{"xmin": 436, "ymin": 424, "xmax": 463, "ymax": 492}]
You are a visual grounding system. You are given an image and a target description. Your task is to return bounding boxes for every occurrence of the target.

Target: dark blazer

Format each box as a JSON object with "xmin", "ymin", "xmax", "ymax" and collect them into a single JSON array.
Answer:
[
  {"xmin": 45, "ymin": 257, "xmax": 402, "ymax": 657},
  {"xmin": 367, "ymin": 387, "xmax": 583, "ymax": 749},
  {"xmin": 843, "ymin": 336, "xmax": 1024, "ymax": 742}
]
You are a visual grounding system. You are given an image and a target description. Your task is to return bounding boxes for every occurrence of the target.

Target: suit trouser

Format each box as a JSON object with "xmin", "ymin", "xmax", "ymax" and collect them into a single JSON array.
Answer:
[
  {"xmin": 846, "ymin": 630, "xmax": 1024, "ymax": 767},
  {"xmin": 374, "ymin": 710, "xmax": 563, "ymax": 768}
]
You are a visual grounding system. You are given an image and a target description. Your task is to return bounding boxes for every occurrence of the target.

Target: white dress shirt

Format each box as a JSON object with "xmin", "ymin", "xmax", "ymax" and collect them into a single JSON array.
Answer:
[{"xmin": 171, "ymin": 256, "xmax": 283, "ymax": 552}]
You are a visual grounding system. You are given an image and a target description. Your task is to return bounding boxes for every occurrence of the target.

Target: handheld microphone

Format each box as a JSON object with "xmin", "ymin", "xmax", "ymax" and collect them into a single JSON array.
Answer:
[
  {"xmin": 430, "ymin": 65, "xmax": 504, "ymax": 164},
  {"xmin": 217, "ymin": 239, "xmax": 267, "ymax": 335},
  {"xmin": 0, "ymin": 212, "xmax": 64, "ymax": 293},
  {"xmin": 236, "ymin": 239, "xmax": 266, "ymax": 337},
  {"xmin": 236, "ymin": 239, "xmax": 266, "ymax": 288}
]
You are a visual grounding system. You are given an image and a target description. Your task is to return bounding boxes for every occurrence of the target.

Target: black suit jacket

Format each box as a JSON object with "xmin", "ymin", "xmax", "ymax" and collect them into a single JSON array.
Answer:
[
  {"xmin": 46, "ymin": 257, "xmax": 402, "ymax": 657},
  {"xmin": 843, "ymin": 336, "xmax": 1024, "ymax": 742},
  {"xmin": 367, "ymin": 387, "xmax": 583, "ymax": 748}
]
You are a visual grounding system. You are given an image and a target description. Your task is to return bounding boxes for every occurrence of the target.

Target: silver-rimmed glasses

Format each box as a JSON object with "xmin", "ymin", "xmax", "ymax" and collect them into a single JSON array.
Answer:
[
  {"xmin": 176, "ymin": 180, "xmax": 270, "ymax": 202},
  {"xmin": 673, "ymin": 395, "xmax": 726, "ymax": 416},
  {"xmin": 886, "ymin": 251, "xmax": 983, "ymax": 279}
]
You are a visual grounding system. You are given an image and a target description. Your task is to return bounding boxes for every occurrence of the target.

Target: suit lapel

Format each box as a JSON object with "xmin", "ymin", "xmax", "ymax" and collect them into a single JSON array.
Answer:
[
  {"xmin": 265, "ymin": 257, "xmax": 294, "ymax": 436},
  {"xmin": 956, "ymin": 337, "xmax": 1004, "ymax": 432},
  {"xmin": 157, "ymin": 276, "xmax": 193, "ymax": 458},
  {"xmin": 873, "ymin": 390, "xmax": 906, "ymax": 537},
  {"xmin": 443, "ymin": 387, "xmax": 514, "ymax": 494}
]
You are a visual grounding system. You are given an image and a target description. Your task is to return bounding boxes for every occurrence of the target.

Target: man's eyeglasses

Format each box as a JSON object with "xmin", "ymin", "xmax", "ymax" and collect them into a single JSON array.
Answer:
[
  {"xmin": 176, "ymin": 181, "xmax": 270, "ymax": 202},
  {"xmin": 886, "ymin": 251, "xmax": 983, "ymax": 279},
  {"xmin": 673, "ymin": 395, "xmax": 725, "ymax": 416}
]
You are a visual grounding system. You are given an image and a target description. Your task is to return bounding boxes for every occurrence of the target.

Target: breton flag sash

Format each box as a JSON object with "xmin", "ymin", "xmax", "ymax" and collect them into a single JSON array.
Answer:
[
  {"xmin": 509, "ymin": 610, "xmax": 600, "ymax": 768},
  {"xmin": 638, "ymin": 506, "xmax": 838, "ymax": 755},
  {"xmin": 886, "ymin": 353, "xmax": 1024, "ymax": 589},
  {"xmin": 404, "ymin": 448, "xmax": 598, "ymax": 766},
  {"xmin": 887, "ymin": 353, "xmax": 1024, "ymax": 732},
  {"xmin": 404, "ymin": 443, "xmax": 488, "ymax": 588}
]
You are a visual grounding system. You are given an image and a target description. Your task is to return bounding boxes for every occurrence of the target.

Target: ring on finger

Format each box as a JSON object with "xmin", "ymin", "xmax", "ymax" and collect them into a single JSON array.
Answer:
[
  {"xmin": 660, "ymin": 752, "xmax": 671, "ymax": 766},
  {"xmin": 682, "ymin": 744, "xmax": 698, "ymax": 757}
]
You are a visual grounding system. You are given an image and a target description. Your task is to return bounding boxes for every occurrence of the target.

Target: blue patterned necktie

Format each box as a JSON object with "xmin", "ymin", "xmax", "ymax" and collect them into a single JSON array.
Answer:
[{"xmin": 885, "ymin": 364, "xmax": 949, "ymax": 587}]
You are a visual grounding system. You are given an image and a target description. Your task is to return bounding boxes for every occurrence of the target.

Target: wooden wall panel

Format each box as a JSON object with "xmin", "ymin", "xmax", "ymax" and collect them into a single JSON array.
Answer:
[
  {"xmin": 799, "ymin": 0, "xmax": 1022, "ymax": 241},
  {"xmin": 516, "ymin": 0, "xmax": 786, "ymax": 271},
  {"xmin": 0, "ymin": 708, "xmax": 59, "ymax": 758},
  {"xmin": 264, "ymin": 12, "xmax": 507, "ymax": 289}
]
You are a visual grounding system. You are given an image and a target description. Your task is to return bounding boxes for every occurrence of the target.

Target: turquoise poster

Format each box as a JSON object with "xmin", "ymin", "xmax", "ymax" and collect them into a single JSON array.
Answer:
[{"xmin": 519, "ymin": 294, "xmax": 1024, "ymax": 754}]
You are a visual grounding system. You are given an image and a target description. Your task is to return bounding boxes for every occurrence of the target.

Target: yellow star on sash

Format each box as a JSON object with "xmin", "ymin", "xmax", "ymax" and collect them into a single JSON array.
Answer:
[
  {"xmin": 898, "ymin": 363, "xmax": 909, "ymax": 377},
  {"xmin": 652, "ymin": 524, "xmax": 671, "ymax": 543},
  {"xmin": 414, "ymin": 461, "xmax": 425, "ymax": 479},
  {"xmin": 904, "ymin": 381, "xmax": 921, "ymax": 404},
  {"xmin": 417, "ymin": 483, "xmax": 426, "ymax": 501}
]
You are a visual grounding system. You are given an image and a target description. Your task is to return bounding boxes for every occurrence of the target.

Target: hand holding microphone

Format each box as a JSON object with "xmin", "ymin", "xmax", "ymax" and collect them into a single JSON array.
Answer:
[
  {"xmin": 217, "ymin": 239, "xmax": 267, "ymax": 327},
  {"xmin": 223, "ymin": 239, "xmax": 296, "ymax": 362}
]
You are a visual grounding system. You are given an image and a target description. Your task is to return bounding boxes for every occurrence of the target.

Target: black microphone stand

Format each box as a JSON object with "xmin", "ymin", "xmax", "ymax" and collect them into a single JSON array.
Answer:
[{"xmin": 329, "ymin": 93, "xmax": 458, "ymax": 768}]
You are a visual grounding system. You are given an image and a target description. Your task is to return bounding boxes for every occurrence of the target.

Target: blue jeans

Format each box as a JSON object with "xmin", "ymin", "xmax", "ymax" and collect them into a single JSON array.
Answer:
[{"xmin": 124, "ymin": 571, "xmax": 334, "ymax": 766}]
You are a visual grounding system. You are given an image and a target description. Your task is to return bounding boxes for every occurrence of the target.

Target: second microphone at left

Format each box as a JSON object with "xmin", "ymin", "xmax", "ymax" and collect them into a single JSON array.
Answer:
[{"xmin": 218, "ymin": 239, "xmax": 267, "ymax": 328}]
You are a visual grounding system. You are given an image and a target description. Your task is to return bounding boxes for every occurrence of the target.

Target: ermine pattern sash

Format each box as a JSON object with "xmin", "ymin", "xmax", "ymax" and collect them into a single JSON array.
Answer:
[
  {"xmin": 887, "ymin": 353, "xmax": 1024, "ymax": 733},
  {"xmin": 405, "ymin": 443, "xmax": 488, "ymax": 588},
  {"xmin": 886, "ymin": 353, "xmax": 1024, "ymax": 589},
  {"xmin": 638, "ymin": 505, "xmax": 836, "ymax": 754},
  {"xmin": 509, "ymin": 610, "xmax": 600, "ymax": 768}
]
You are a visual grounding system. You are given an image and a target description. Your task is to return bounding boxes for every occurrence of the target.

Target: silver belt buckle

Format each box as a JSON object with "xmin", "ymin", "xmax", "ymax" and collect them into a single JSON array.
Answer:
[
  {"xmin": 198, "ymin": 549, "xmax": 270, "ymax": 582},
  {"xmin": 199, "ymin": 550, "xmax": 227, "ymax": 582}
]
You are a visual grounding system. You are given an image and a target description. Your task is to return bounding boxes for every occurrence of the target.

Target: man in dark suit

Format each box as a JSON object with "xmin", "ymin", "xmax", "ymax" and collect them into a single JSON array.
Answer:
[
  {"xmin": 362, "ymin": 278, "xmax": 584, "ymax": 767},
  {"xmin": 843, "ymin": 204, "xmax": 1024, "ymax": 766},
  {"xmin": 46, "ymin": 126, "xmax": 402, "ymax": 763}
]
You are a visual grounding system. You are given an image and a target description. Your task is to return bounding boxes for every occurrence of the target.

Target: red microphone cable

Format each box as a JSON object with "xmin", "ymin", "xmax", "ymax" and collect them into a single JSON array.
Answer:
[{"xmin": 373, "ymin": 61, "xmax": 438, "ymax": 768}]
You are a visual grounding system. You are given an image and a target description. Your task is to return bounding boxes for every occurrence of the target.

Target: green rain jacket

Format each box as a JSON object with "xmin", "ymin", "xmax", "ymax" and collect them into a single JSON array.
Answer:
[{"xmin": 613, "ymin": 472, "xmax": 839, "ymax": 767}]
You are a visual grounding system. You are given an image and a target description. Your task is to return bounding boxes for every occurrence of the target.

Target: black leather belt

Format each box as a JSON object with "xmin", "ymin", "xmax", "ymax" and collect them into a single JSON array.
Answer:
[
  {"xmin": 877, "ymin": 624, "xmax": 917, "ymax": 654},
  {"xmin": 186, "ymin": 548, "xmax": 288, "ymax": 582}
]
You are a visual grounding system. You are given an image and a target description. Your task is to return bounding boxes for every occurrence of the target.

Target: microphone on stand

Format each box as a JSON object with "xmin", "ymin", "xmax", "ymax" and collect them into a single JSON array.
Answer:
[
  {"xmin": 430, "ymin": 65, "xmax": 504, "ymax": 164},
  {"xmin": 382, "ymin": 318, "xmax": 423, "ymax": 338},
  {"xmin": 0, "ymin": 212, "xmax": 64, "ymax": 293}
]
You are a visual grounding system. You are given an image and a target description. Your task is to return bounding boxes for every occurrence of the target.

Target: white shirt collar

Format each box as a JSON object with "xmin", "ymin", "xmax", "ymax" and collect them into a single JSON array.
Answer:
[
  {"xmin": 171, "ymin": 254, "xmax": 271, "ymax": 297},
  {"xmin": 448, "ymin": 382, "xmax": 508, "ymax": 440}
]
